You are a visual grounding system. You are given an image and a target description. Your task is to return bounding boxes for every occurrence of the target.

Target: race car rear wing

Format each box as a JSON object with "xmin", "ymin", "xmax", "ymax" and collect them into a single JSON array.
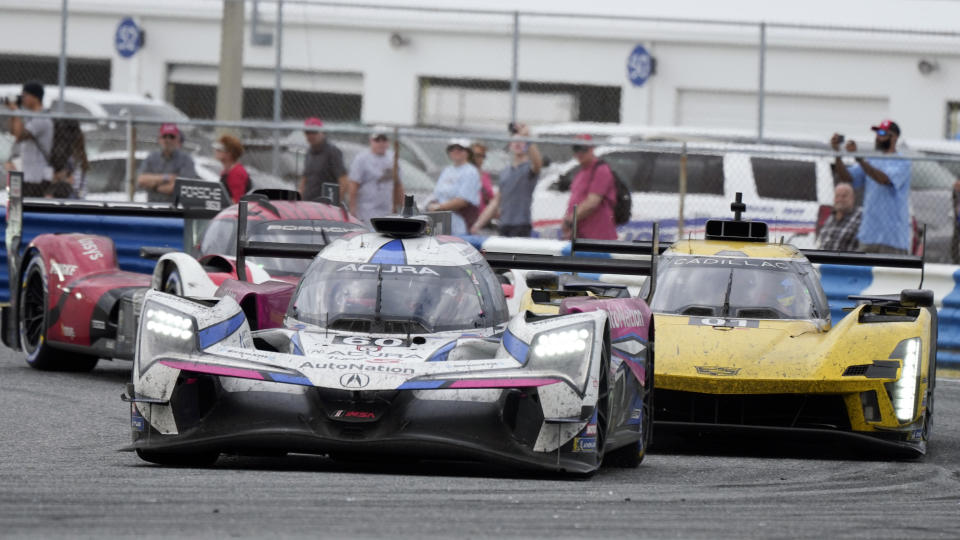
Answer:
[{"xmin": 2, "ymin": 175, "xmax": 227, "ymax": 344}]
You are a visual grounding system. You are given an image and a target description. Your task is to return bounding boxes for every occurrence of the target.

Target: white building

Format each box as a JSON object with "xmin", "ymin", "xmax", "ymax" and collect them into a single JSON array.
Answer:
[{"xmin": 2, "ymin": 0, "xmax": 960, "ymax": 139}]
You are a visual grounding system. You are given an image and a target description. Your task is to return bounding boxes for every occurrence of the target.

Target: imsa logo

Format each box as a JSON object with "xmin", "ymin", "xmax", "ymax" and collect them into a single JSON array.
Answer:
[{"xmin": 695, "ymin": 366, "xmax": 742, "ymax": 376}]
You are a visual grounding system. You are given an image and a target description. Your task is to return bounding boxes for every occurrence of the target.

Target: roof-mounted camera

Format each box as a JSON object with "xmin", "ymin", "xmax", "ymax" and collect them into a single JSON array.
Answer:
[{"xmin": 704, "ymin": 192, "xmax": 769, "ymax": 242}]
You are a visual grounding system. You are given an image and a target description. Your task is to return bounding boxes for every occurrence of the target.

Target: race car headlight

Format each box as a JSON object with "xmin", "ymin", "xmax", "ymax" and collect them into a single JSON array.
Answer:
[
  {"xmin": 139, "ymin": 302, "xmax": 197, "ymax": 359},
  {"xmin": 887, "ymin": 337, "xmax": 922, "ymax": 423},
  {"xmin": 145, "ymin": 308, "xmax": 194, "ymax": 341},
  {"xmin": 526, "ymin": 322, "xmax": 595, "ymax": 388}
]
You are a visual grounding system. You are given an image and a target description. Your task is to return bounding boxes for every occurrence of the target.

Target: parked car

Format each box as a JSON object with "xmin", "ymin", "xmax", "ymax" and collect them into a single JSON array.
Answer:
[
  {"xmin": 0, "ymin": 85, "xmax": 188, "ymax": 123},
  {"xmin": 83, "ymin": 150, "xmax": 288, "ymax": 201}
]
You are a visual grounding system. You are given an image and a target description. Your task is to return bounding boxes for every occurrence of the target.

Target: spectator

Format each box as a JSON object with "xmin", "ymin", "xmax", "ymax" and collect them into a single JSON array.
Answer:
[
  {"xmin": 5, "ymin": 81, "xmax": 53, "ymax": 197},
  {"xmin": 562, "ymin": 134, "xmax": 617, "ymax": 240},
  {"xmin": 831, "ymin": 120, "xmax": 911, "ymax": 254},
  {"xmin": 470, "ymin": 142, "xmax": 496, "ymax": 217},
  {"xmin": 49, "ymin": 119, "xmax": 87, "ymax": 199},
  {"xmin": 298, "ymin": 117, "xmax": 348, "ymax": 203},
  {"xmin": 136, "ymin": 123, "xmax": 198, "ymax": 203},
  {"xmin": 346, "ymin": 126, "xmax": 403, "ymax": 225},
  {"xmin": 817, "ymin": 183, "xmax": 862, "ymax": 251},
  {"xmin": 425, "ymin": 138, "xmax": 481, "ymax": 235},
  {"xmin": 471, "ymin": 123, "xmax": 542, "ymax": 236},
  {"xmin": 214, "ymin": 134, "xmax": 250, "ymax": 204}
]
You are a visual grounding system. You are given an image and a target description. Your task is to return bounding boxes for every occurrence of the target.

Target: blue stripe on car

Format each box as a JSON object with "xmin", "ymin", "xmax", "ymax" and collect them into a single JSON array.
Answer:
[
  {"xmin": 268, "ymin": 373, "xmax": 312, "ymax": 386},
  {"xmin": 398, "ymin": 380, "xmax": 447, "ymax": 390},
  {"xmin": 427, "ymin": 340, "xmax": 457, "ymax": 362},
  {"xmin": 503, "ymin": 329, "xmax": 530, "ymax": 365},
  {"xmin": 197, "ymin": 312, "xmax": 247, "ymax": 349},
  {"xmin": 291, "ymin": 333, "xmax": 304, "ymax": 356},
  {"xmin": 370, "ymin": 239, "xmax": 406, "ymax": 264}
]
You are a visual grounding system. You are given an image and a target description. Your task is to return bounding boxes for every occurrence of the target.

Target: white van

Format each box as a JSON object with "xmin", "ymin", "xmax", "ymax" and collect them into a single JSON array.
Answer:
[{"xmin": 529, "ymin": 140, "xmax": 835, "ymax": 248}]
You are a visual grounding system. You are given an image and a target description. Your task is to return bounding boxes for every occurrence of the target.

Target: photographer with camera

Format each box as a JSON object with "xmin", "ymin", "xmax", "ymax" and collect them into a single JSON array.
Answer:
[{"xmin": 5, "ymin": 81, "xmax": 53, "ymax": 196}]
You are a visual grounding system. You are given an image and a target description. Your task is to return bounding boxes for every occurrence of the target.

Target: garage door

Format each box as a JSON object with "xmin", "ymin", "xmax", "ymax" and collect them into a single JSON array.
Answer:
[
  {"xmin": 676, "ymin": 89, "xmax": 888, "ymax": 138},
  {"xmin": 167, "ymin": 64, "xmax": 363, "ymax": 120}
]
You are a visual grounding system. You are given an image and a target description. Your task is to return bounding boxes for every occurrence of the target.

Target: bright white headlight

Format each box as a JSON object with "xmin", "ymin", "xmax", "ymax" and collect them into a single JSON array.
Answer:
[
  {"xmin": 891, "ymin": 337, "xmax": 921, "ymax": 423},
  {"xmin": 145, "ymin": 308, "xmax": 195, "ymax": 341},
  {"xmin": 534, "ymin": 328, "xmax": 588, "ymax": 357}
]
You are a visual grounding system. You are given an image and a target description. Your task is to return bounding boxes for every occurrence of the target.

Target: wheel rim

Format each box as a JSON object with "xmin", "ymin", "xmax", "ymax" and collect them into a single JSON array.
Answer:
[{"xmin": 20, "ymin": 267, "xmax": 46, "ymax": 354}]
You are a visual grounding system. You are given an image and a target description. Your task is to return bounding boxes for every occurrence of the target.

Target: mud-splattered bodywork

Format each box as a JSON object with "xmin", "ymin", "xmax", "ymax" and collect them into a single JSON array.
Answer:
[
  {"xmin": 128, "ymin": 231, "xmax": 653, "ymax": 473},
  {"xmin": 650, "ymin": 238, "xmax": 936, "ymax": 455}
]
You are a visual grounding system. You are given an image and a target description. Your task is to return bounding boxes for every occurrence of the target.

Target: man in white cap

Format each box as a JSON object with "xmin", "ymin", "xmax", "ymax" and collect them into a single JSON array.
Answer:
[
  {"xmin": 346, "ymin": 126, "xmax": 403, "ymax": 225},
  {"xmin": 426, "ymin": 138, "xmax": 481, "ymax": 235}
]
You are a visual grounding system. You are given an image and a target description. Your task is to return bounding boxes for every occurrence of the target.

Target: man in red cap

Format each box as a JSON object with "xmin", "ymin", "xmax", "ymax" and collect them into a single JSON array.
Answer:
[
  {"xmin": 562, "ymin": 134, "xmax": 618, "ymax": 240},
  {"xmin": 136, "ymin": 123, "xmax": 197, "ymax": 203},
  {"xmin": 299, "ymin": 117, "xmax": 348, "ymax": 203},
  {"xmin": 830, "ymin": 120, "xmax": 911, "ymax": 254}
]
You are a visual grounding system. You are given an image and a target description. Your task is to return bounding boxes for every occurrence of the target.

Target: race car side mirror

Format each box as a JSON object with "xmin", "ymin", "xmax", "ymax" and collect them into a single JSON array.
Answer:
[
  {"xmin": 501, "ymin": 284, "xmax": 514, "ymax": 299},
  {"xmin": 139, "ymin": 246, "xmax": 178, "ymax": 260},
  {"xmin": 900, "ymin": 289, "xmax": 934, "ymax": 308}
]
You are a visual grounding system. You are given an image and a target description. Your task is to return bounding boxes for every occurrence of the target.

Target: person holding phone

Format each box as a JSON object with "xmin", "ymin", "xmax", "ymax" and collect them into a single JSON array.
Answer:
[
  {"xmin": 830, "ymin": 120, "xmax": 910, "ymax": 254},
  {"xmin": 470, "ymin": 122, "xmax": 542, "ymax": 237}
]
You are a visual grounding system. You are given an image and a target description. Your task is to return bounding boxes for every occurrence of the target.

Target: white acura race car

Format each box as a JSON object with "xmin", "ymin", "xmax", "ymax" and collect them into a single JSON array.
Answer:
[{"xmin": 124, "ymin": 199, "xmax": 655, "ymax": 474}]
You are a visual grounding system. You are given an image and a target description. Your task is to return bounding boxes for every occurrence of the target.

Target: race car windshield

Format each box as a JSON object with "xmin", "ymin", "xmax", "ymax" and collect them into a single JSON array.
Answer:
[
  {"xmin": 291, "ymin": 258, "xmax": 508, "ymax": 333},
  {"xmin": 198, "ymin": 219, "xmax": 365, "ymax": 275},
  {"xmin": 649, "ymin": 255, "xmax": 816, "ymax": 319}
]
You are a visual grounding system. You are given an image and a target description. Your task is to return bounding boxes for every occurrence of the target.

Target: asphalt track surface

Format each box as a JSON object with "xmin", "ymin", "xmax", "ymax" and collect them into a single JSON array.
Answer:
[{"xmin": 2, "ymin": 349, "xmax": 959, "ymax": 539}]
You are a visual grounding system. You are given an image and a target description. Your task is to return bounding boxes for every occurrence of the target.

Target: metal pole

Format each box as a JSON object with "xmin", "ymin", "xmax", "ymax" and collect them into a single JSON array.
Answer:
[
  {"xmin": 509, "ymin": 10, "xmax": 519, "ymax": 125},
  {"xmin": 216, "ymin": 0, "xmax": 245, "ymax": 135},
  {"xmin": 678, "ymin": 142, "xmax": 687, "ymax": 237},
  {"xmin": 757, "ymin": 21, "xmax": 766, "ymax": 142},
  {"xmin": 57, "ymin": 0, "xmax": 68, "ymax": 113},
  {"xmin": 271, "ymin": 0, "xmax": 284, "ymax": 177},
  {"xmin": 125, "ymin": 118, "xmax": 136, "ymax": 201}
]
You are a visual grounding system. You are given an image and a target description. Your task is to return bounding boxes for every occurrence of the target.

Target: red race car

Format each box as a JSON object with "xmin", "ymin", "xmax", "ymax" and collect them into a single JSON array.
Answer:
[{"xmin": 3, "ymin": 179, "xmax": 364, "ymax": 372}]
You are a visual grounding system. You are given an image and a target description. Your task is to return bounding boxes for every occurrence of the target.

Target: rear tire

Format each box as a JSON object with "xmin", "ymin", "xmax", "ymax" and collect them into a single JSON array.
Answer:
[
  {"xmin": 136, "ymin": 448, "xmax": 219, "ymax": 467},
  {"xmin": 18, "ymin": 256, "xmax": 98, "ymax": 372}
]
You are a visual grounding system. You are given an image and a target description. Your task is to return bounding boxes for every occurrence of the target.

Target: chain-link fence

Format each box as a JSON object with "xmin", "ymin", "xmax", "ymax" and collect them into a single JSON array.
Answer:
[
  {"xmin": 0, "ymin": 2, "xmax": 958, "ymax": 260},
  {"xmin": 0, "ymin": 109, "xmax": 956, "ymax": 261}
]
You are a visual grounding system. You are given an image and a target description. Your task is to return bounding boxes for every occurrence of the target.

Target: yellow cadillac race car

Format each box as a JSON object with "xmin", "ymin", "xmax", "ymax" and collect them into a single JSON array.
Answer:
[
  {"xmin": 518, "ymin": 197, "xmax": 936, "ymax": 457},
  {"xmin": 640, "ymin": 202, "xmax": 936, "ymax": 457}
]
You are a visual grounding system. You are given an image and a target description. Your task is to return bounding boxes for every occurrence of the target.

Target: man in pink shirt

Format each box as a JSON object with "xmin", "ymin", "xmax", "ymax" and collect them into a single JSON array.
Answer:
[{"xmin": 562, "ymin": 135, "xmax": 618, "ymax": 240}]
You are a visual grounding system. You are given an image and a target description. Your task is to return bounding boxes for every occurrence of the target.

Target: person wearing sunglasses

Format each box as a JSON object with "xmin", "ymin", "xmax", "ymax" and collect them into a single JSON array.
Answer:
[
  {"xmin": 830, "ymin": 119, "xmax": 911, "ymax": 254},
  {"xmin": 136, "ymin": 123, "xmax": 197, "ymax": 203}
]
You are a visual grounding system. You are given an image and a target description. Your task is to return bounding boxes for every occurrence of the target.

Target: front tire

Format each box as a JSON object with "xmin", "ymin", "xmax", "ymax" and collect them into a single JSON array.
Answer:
[
  {"xmin": 18, "ymin": 256, "xmax": 98, "ymax": 372},
  {"xmin": 594, "ymin": 338, "xmax": 612, "ymax": 468},
  {"xmin": 162, "ymin": 267, "xmax": 184, "ymax": 296}
]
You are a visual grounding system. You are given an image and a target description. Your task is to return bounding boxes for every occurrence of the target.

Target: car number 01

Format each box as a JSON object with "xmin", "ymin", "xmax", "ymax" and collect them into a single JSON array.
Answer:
[
  {"xmin": 337, "ymin": 336, "xmax": 406, "ymax": 347},
  {"xmin": 701, "ymin": 318, "xmax": 747, "ymax": 327},
  {"xmin": 689, "ymin": 317, "xmax": 758, "ymax": 328}
]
